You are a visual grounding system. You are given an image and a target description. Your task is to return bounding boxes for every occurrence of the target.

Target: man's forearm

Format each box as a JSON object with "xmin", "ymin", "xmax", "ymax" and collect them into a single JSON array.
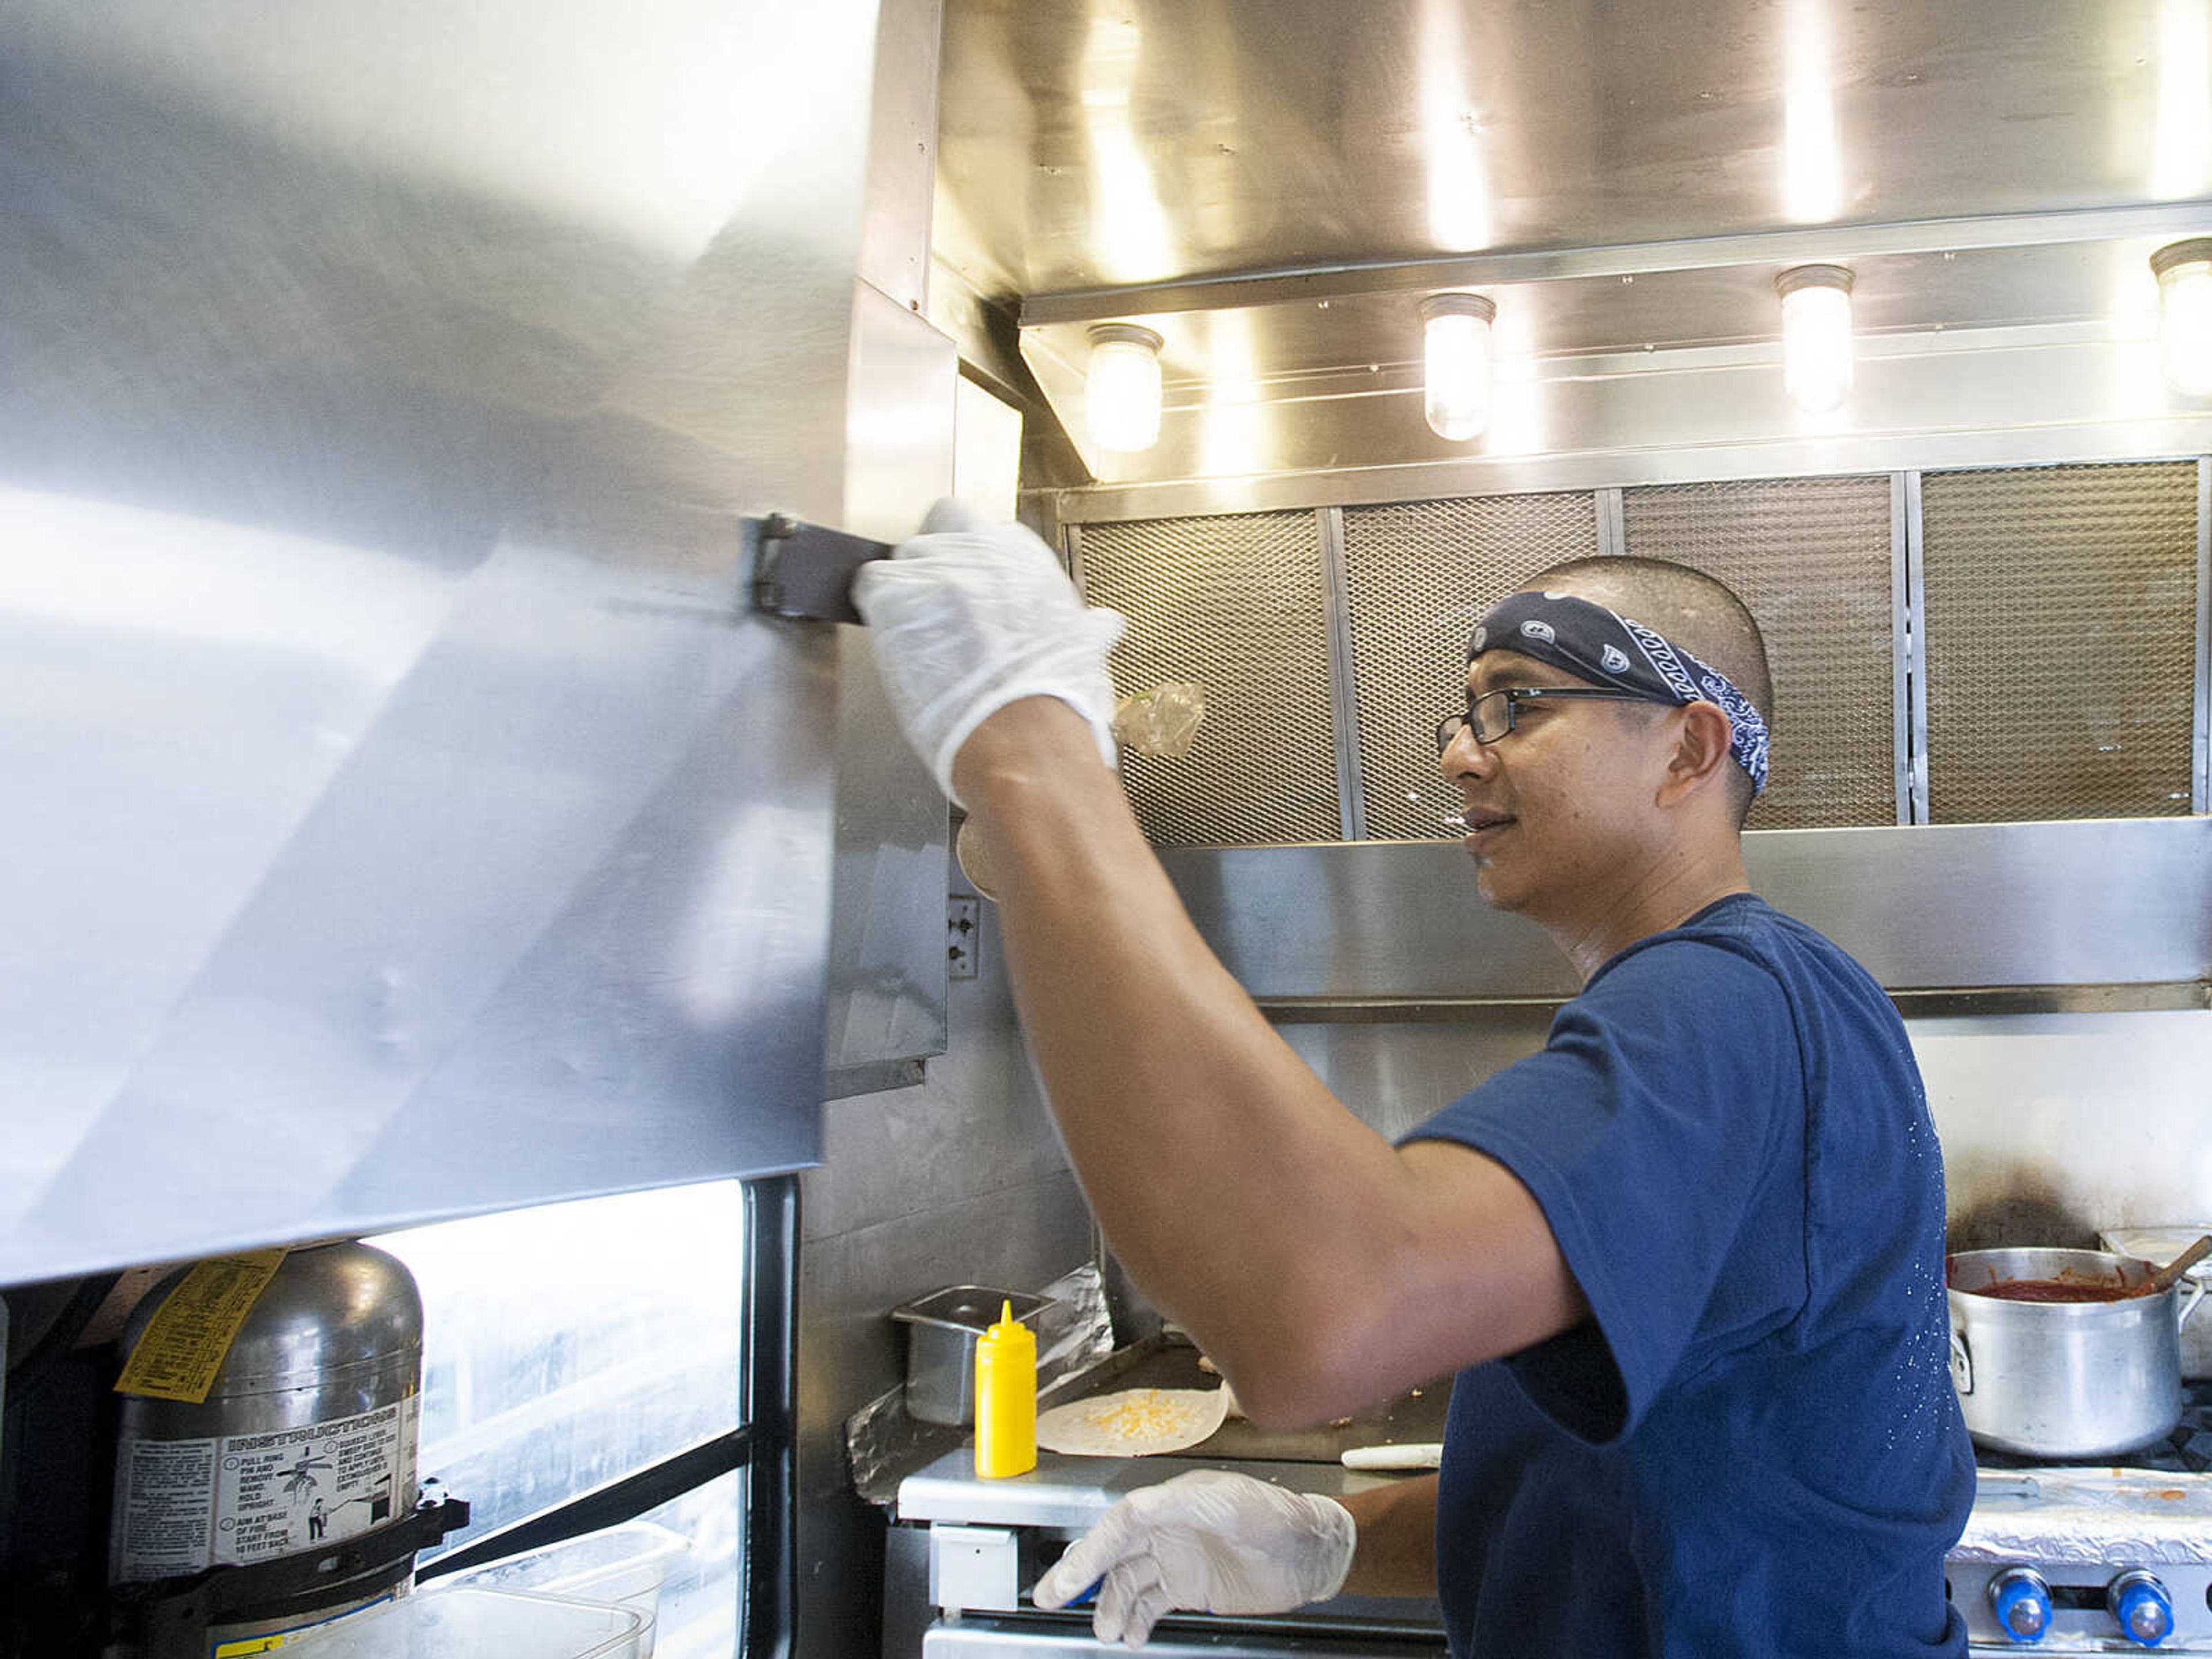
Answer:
[
  {"xmin": 1338, "ymin": 1475, "xmax": 1441, "ymax": 1599},
  {"xmin": 954, "ymin": 701, "xmax": 1418, "ymax": 1421}
]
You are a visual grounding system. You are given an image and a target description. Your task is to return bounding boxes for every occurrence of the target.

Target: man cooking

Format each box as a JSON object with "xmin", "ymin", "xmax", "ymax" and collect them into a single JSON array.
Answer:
[{"xmin": 854, "ymin": 502, "xmax": 1975, "ymax": 1656}]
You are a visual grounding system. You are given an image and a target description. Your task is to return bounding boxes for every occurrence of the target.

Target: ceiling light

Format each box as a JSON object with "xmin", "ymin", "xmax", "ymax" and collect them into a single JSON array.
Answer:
[
  {"xmin": 1419, "ymin": 293, "xmax": 1497, "ymax": 442},
  {"xmin": 1084, "ymin": 323, "xmax": 1165, "ymax": 452},
  {"xmin": 1775, "ymin": 264, "xmax": 1854, "ymax": 414},
  {"xmin": 2151, "ymin": 238, "xmax": 2212, "ymax": 396}
]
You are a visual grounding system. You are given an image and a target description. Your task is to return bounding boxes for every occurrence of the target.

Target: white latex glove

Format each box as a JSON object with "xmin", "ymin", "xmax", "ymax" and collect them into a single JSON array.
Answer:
[
  {"xmin": 851, "ymin": 498, "xmax": 1126, "ymax": 805},
  {"xmin": 1032, "ymin": 1469, "xmax": 1356, "ymax": 1648}
]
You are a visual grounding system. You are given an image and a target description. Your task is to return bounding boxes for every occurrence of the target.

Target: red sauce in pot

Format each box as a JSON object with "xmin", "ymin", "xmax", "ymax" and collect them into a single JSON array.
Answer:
[{"xmin": 1953, "ymin": 1274, "xmax": 2157, "ymax": 1303}]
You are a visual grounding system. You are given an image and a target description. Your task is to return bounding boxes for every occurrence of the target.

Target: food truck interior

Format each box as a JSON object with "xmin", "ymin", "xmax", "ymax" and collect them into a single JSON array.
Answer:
[{"xmin": 3, "ymin": 1, "xmax": 2211, "ymax": 1655}]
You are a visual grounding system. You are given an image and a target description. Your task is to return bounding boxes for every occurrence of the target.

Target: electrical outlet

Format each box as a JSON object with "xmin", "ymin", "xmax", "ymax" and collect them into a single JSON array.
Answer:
[{"xmin": 947, "ymin": 896, "xmax": 980, "ymax": 980}]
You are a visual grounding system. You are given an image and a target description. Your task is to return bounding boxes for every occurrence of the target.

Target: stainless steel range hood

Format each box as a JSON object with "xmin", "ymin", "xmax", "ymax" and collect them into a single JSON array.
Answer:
[
  {"xmin": 1160, "ymin": 819, "xmax": 2212, "ymax": 1014},
  {"xmin": 0, "ymin": 0, "xmax": 915, "ymax": 1283}
]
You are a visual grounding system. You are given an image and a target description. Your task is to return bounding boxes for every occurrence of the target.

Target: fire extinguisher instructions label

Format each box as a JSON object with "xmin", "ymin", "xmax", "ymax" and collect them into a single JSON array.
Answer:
[
  {"xmin": 112, "ymin": 1436, "xmax": 219, "ymax": 1580},
  {"xmin": 113, "ymin": 1396, "xmax": 419, "ymax": 1580},
  {"xmin": 213, "ymin": 1396, "xmax": 419, "ymax": 1565}
]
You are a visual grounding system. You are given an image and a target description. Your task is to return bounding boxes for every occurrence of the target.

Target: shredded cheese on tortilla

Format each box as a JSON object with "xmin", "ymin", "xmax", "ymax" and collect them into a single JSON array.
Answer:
[{"xmin": 1036, "ymin": 1385, "xmax": 1228, "ymax": 1456}]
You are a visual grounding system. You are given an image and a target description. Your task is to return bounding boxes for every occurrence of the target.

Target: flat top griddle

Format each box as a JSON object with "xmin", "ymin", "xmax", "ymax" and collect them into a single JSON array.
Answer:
[{"xmin": 1061, "ymin": 1339, "xmax": 1454, "ymax": 1464}]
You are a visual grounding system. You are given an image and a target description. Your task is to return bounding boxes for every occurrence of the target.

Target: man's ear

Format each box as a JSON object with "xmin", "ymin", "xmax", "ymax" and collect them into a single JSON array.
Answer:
[{"xmin": 1657, "ymin": 701, "xmax": 1735, "ymax": 806}]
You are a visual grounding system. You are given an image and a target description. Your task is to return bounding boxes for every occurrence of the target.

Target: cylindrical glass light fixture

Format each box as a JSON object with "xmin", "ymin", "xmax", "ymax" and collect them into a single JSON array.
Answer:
[
  {"xmin": 1775, "ymin": 263, "xmax": 1855, "ymax": 414},
  {"xmin": 1084, "ymin": 323, "xmax": 1165, "ymax": 452},
  {"xmin": 2151, "ymin": 238, "xmax": 2212, "ymax": 397},
  {"xmin": 1419, "ymin": 292, "xmax": 1497, "ymax": 441}
]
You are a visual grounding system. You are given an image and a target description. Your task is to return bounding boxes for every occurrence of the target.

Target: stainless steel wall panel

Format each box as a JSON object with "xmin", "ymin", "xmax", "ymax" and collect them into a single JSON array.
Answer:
[
  {"xmin": 1077, "ymin": 513, "xmax": 1340, "ymax": 846},
  {"xmin": 844, "ymin": 290, "xmax": 961, "ymax": 548},
  {"xmin": 1620, "ymin": 476, "xmax": 1897, "ymax": 829},
  {"xmin": 857, "ymin": 0, "xmax": 941, "ymax": 315},
  {"xmin": 1337, "ymin": 494, "xmax": 1600, "ymax": 842},
  {"xmin": 1158, "ymin": 818, "xmax": 2212, "ymax": 999},
  {"xmin": 1921, "ymin": 462, "xmax": 2200, "ymax": 823},
  {"xmin": 1277, "ymin": 1017, "xmax": 1555, "ymax": 1144},
  {"xmin": 1912, "ymin": 1012, "xmax": 2212, "ymax": 1251},
  {"xmin": 0, "ymin": 0, "xmax": 888, "ymax": 1282},
  {"xmin": 826, "ymin": 287, "xmax": 959, "ymax": 1081},
  {"xmin": 1161, "ymin": 842, "xmax": 1574, "ymax": 1002},
  {"xmin": 1277, "ymin": 1007, "xmax": 2212, "ymax": 1253},
  {"xmin": 805, "ymin": 916, "xmax": 1064, "ymax": 1250}
]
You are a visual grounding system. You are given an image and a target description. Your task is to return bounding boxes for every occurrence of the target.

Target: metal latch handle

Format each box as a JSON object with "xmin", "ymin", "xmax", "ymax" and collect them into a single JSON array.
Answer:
[
  {"xmin": 1949, "ymin": 1324, "xmax": 1974, "ymax": 1396},
  {"xmin": 752, "ymin": 514, "xmax": 891, "ymax": 624}
]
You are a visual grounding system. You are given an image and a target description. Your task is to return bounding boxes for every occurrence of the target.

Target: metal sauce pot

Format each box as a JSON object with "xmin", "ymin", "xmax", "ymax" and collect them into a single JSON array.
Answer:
[{"xmin": 1946, "ymin": 1248, "xmax": 2207, "ymax": 1458}]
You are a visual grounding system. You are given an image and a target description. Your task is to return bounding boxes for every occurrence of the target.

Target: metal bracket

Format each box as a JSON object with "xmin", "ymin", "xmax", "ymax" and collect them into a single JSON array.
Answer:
[
  {"xmin": 752, "ymin": 514, "xmax": 891, "ymax": 624},
  {"xmin": 111, "ymin": 1495, "xmax": 471, "ymax": 1639},
  {"xmin": 947, "ymin": 897, "xmax": 980, "ymax": 980}
]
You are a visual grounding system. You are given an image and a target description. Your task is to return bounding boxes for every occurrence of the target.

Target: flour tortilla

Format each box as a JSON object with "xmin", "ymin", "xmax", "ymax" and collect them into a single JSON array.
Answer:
[{"xmin": 1035, "ymin": 1385, "xmax": 1230, "ymax": 1456}]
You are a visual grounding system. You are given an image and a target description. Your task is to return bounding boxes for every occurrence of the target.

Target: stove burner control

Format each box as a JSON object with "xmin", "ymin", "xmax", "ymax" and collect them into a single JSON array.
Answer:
[
  {"xmin": 1988, "ymin": 1567, "xmax": 2052, "ymax": 1642},
  {"xmin": 2105, "ymin": 1571, "xmax": 2173, "ymax": 1647}
]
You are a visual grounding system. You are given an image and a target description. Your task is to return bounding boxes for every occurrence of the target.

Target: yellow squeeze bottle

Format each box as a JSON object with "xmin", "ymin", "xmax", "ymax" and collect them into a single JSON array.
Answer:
[{"xmin": 973, "ymin": 1300, "xmax": 1037, "ymax": 1478}]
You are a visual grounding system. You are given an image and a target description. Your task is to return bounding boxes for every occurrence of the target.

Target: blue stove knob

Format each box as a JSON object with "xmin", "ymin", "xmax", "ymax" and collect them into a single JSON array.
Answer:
[
  {"xmin": 2107, "ymin": 1570, "xmax": 2172, "ymax": 1647},
  {"xmin": 1988, "ymin": 1567, "xmax": 2051, "ymax": 1643}
]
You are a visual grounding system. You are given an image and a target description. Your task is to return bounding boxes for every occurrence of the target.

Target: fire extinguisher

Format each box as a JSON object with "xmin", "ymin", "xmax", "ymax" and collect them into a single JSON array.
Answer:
[{"xmin": 107, "ymin": 1240, "xmax": 467, "ymax": 1657}]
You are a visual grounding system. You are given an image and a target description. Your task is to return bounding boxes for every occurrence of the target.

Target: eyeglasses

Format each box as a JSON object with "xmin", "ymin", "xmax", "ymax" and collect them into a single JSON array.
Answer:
[{"xmin": 1434, "ymin": 685, "xmax": 1666, "ymax": 755}]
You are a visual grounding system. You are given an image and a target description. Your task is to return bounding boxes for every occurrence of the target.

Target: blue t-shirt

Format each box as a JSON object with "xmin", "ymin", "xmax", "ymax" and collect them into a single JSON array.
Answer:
[{"xmin": 1404, "ymin": 893, "xmax": 1974, "ymax": 1658}]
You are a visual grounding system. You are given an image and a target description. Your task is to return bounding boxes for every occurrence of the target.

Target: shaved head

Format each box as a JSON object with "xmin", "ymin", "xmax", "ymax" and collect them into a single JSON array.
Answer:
[{"xmin": 1521, "ymin": 556, "xmax": 1775, "ymax": 823}]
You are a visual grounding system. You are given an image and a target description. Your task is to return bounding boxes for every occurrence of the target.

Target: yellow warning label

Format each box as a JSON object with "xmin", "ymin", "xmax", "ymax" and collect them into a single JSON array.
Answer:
[
  {"xmin": 207, "ymin": 1590, "xmax": 394, "ymax": 1655},
  {"xmin": 115, "ymin": 1249, "xmax": 289, "ymax": 1404}
]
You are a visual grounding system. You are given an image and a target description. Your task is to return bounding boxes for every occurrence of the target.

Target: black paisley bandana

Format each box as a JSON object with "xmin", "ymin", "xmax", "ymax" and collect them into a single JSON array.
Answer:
[{"xmin": 1468, "ymin": 590, "xmax": 1771, "ymax": 796}]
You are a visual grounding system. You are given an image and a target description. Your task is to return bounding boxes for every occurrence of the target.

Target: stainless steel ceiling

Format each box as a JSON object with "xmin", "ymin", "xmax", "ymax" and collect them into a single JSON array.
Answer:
[
  {"xmin": 937, "ymin": 0, "xmax": 2212, "ymax": 486},
  {"xmin": 937, "ymin": 0, "xmax": 2209, "ymax": 300}
]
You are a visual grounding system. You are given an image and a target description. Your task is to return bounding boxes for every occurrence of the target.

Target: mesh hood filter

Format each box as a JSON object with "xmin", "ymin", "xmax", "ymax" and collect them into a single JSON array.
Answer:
[
  {"xmin": 1921, "ymin": 461, "xmax": 2199, "ymax": 824},
  {"xmin": 1339, "ymin": 494, "xmax": 1600, "ymax": 841},
  {"xmin": 1621, "ymin": 475, "xmax": 1898, "ymax": 830},
  {"xmin": 1077, "ymin": 511, "xmax": 1341, "ymax": 847}
]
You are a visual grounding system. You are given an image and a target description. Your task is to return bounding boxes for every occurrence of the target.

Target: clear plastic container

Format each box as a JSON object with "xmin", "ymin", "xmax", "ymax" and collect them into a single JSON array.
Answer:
[
  {"xmin": 281, "ymin": 1586, "xmax": 647, "ymax": 1659},
  {"xmin": 444, "ymin": 1522, "xmax": 687, "ymax": 1653}
]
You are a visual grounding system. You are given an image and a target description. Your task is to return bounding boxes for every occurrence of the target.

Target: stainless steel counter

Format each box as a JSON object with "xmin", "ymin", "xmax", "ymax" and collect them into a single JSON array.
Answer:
[
  {"xmin": 899, "ymin": 1446, "xmax": 1411, "ymax": 1533},
  {"xmin": 894, "ymin": 1449, "xmax": 1448, "ymax": 1657}
]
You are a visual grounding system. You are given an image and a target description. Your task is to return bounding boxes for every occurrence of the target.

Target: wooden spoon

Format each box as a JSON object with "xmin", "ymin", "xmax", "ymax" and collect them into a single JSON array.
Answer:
[{"xmin": 2147, "ymin": 1234, "xmax": 2212, "ymax": 1293}]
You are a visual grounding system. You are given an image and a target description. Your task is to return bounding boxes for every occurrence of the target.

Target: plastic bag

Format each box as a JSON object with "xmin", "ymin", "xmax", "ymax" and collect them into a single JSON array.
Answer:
[{"xmin": 1113, "ymin": 681, "xmax": 1206, "ymax": 759}]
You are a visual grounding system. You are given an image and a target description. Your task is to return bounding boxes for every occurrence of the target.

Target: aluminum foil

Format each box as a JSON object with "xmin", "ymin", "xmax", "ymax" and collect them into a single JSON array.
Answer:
[
  {"xmin": 1956, "ymin": 1469, "xmax": 2212, "ymax": 1565},
  {"xmin": 1035, "ymin": 1263, "xmax": 1116, "ymax": 1400},
  {"xmin": 845, "ymin": 1381, "xmax": 914, "ymax": 1501}
]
